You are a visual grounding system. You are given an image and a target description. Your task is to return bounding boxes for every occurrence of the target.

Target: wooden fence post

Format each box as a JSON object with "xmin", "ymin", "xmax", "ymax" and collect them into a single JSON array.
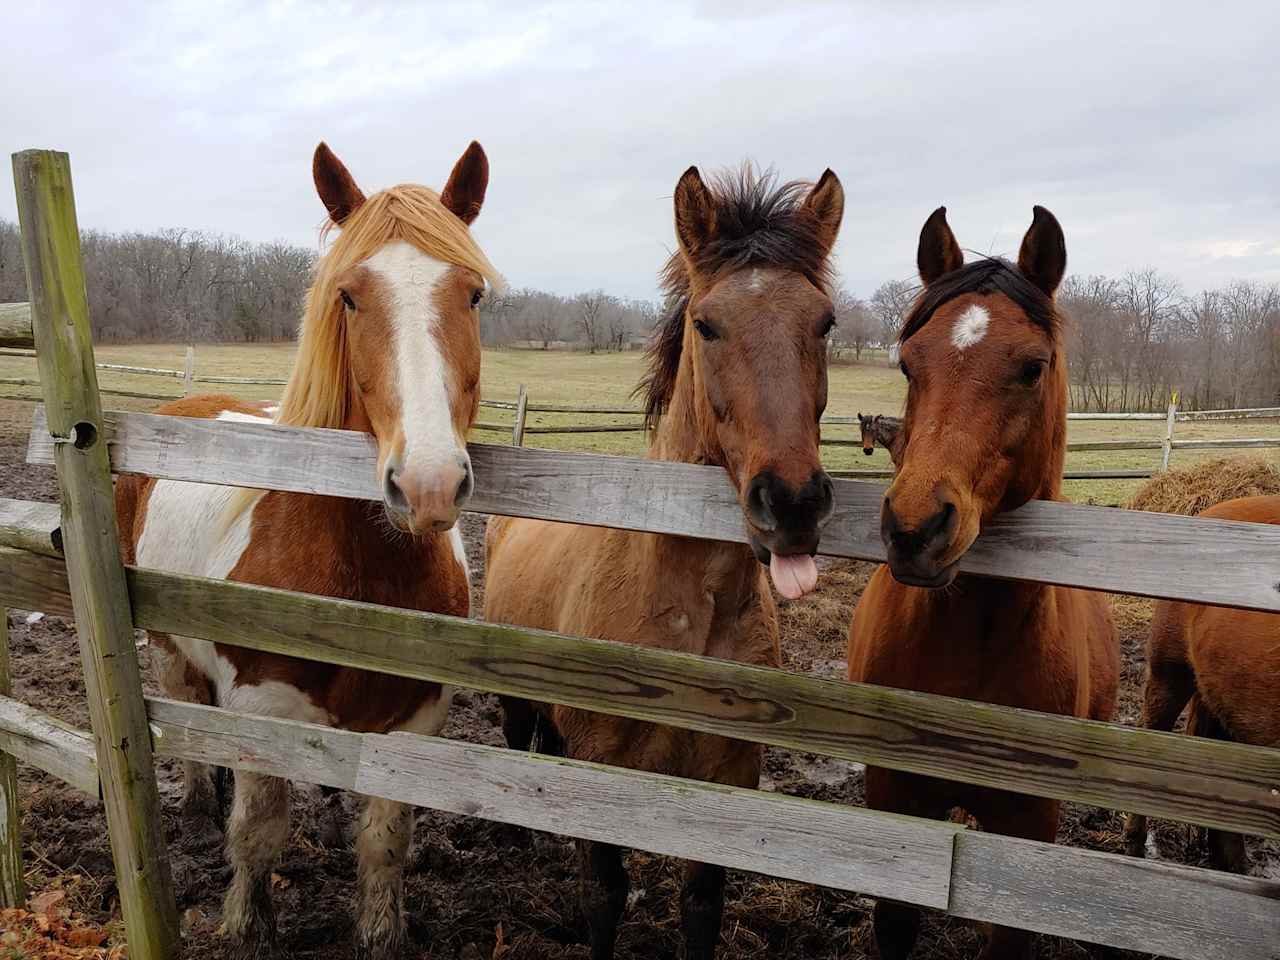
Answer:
[
  {"xmin": 13, "ymin": 149, "xmax": 179, "ymax": 957},
  {"xmin": 512, "ymin": 382, "xmax": 528, "ymax": 446},
  {"xmin": 1161, "ymin": 391, "xmax": 1179, "ymax": 472},
  {"xmin": 0, "ymin": 608, "xmax": 24, "ymax": 908},
  {"xmin": 183, "ymin": 345, "xmax": 194, "ymax": 396}
]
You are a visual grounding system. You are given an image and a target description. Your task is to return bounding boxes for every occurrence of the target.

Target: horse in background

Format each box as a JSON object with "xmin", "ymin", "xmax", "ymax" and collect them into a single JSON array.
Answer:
[
  {"xmin": 848, "ymin": 207, "xmax": 1118, "ymax": 960},
  {"xmin": 858, "ymin": 411, "xmax": 902, "ymax": 464},
  {"xmin": 1123, "ymin": 494, "xmax": 1280, "ymax": 873},
  {"xmin": 484, "ymin": 164, "xmax": 844, "ymax": 959},
  {"xmin": 115, "ymin": 141, "xmax": 501, "ymax": 959}
]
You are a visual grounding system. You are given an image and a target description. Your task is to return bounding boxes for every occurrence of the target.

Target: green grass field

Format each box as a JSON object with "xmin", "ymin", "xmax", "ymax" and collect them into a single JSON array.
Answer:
[{"xmin": 3, "ymin": 343, "xmax": 1277, "ymax": 505}]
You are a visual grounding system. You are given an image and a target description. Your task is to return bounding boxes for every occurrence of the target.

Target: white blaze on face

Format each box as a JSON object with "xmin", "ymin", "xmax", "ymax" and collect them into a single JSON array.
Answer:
[
  {"xmin": 950, "ymin": 303, "xmax": 991, "ymax": 351},
  {"xmin": 364, "ymin": 240, "xmax": 468, "ymax": 480}
]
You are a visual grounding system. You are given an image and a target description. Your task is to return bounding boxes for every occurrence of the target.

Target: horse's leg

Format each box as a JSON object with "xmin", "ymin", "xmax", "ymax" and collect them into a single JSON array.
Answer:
[
  {"xmin": 223, "ymin": 771, "xmax": 290, "ymax": 959},
  {"xmin": 500, "ymin": 695, "xmax": 537, "ymax": 751},
  {"xmin": 577, "ymin": 839, "xmax": 629, "ymax": 960},
  {"xmin": 317, "ymin": 785, "xmax": 346, "ymax": 849},
  {"xmin": 974, "ymin": 793, "xmax": 1058, "ymax": 960},
  {"xmin": 353, "ymin": 795, "xmax": 414, "ymax": 959},
  {"xmin": 1187, "ymin": 699, "xmax": 1248, "ymax": 873},
  {"xmin": 155, "ymin": 635, "xmax": 224, "ymax": 848},
  {"xmin": 680, "ymin": 860, "xmax": 726, "ymax": 960},
  {"xmin": 1122, "ymin": 648, "xmax": 1194, "ymax": 857}
]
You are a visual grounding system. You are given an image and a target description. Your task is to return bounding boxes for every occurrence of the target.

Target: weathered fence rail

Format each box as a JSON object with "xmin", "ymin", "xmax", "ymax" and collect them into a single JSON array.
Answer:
[{"xmin": 5, "ymin": 149, "xmax": 1280, "ymax": 960}]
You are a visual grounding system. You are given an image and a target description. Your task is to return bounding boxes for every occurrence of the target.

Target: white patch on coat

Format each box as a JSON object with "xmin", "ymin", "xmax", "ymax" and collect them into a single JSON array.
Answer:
[
  {"xmin": 222, "ymin": 679, "xmax": 333, "ymax": 726},
  {"xmin": 364, "ymin": 241, "xmax": 469, "ymax": 480},
  {"xmin": 391, "ymin": 686, "xmax": 454, "ymax": 738},
  {"xmin": 950, "ymin": 303, "xmax": 990, "ymax": 350},
  {"xmin": 448, "ymin": 525, "xmax": 469, "ymax": 585},
  {"xmin": 135, "ymin": 409, "xmax": 271, "ymax": 700}
]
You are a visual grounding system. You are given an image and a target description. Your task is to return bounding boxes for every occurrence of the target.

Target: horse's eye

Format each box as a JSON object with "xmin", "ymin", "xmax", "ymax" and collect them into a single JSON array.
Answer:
[
  {"xmin": 899, "ymin": 361, "xmax": 911, "ymax": 381},
  {"xmin": 339, "ymin": 289, "xmax": 355, "ymax": 311},
  {"xmin": 820, "ymin": 314, "xmax": 837, "ymax": 338},
  {"xmin": 470, "ymin": 288, "xmax": 484, "ymax": 309},
  {"xmin": 1019, "ymin": 360, "xmax": 1046, "ymax": 387},
  {"xmin": 692, "ymin": 319, "xmax": 719, "ymax": 341}
]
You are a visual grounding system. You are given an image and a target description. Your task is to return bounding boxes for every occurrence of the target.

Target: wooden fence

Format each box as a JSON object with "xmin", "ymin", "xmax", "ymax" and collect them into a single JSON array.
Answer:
[{"xmin": 2, "ymin": 150, "xmax": 1280, "ymax": 960}]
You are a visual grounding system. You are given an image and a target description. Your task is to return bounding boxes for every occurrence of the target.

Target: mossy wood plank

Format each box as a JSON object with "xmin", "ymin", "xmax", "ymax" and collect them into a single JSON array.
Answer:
[
  {"xmin": 13, "ymin": 149, "xmax": 178, "ymax": 958},
  {"xmin": 25, "ymin": 406, "xmax": 1280, "ymax": 612}
]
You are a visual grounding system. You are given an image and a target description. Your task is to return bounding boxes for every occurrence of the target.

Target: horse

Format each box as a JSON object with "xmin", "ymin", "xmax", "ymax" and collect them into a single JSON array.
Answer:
[
  {"xmin": 1122, "ymin": 494, "xmax": 1280, "ymax": 873},
  {"xmin": 857, "ymin": 411, "xmax": 902, "ymax": 463},
  {"xmin": 483, "ymin": 164, "xmax": 844, "ymax": 959},
  {"xmin": 847, "ymin": 207, "xmax": 1119, "ymax": 960},
  {"xmin": 114, "ymin": 141, "xmax": 501, "ymax": 959}
]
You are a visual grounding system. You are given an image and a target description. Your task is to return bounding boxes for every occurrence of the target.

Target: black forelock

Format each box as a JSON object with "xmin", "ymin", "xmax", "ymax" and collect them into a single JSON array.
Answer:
[{"xmin": 898, "ymin": 257, "xmax": 1058, "ymax": 344}]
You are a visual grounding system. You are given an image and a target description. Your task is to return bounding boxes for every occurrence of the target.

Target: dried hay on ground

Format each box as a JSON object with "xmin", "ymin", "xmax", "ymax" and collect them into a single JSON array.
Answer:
[{"xmin": 1125, "ymin": 456, "xmax": 1280, "ymax": 516}]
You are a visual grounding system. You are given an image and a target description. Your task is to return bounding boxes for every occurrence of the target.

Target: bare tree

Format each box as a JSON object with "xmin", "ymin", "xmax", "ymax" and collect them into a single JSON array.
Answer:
[
  {"xmin": 576, "ymin": 289, "xmax": 609, "ymax": 354},
  {"xmin": 870, "ymin": 278, "xmax": 917, "ymax": 358},
  {"xmin": 830, "ymin": 288, "xmax": 877, "ymax": 361}
]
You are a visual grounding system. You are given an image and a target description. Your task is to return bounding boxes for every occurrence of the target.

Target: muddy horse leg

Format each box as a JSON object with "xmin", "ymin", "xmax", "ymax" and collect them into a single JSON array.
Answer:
[
  {"xmin": 1186, "ymin": 698, "xmax": 1249, "ymax": 873},
  {"xmin": 156, "ymin": 637, "xmax": 225, "ymax": 847},
  {"xmin": 317, "ymin": 785, "xmax": 346, "ymax": 849},
  {"xmin": 223, "ymin": 771, "xmax": 290, "ymax": 959},
  {"xmin": 680, "ymin": 860, "xmax": 727, "ymax": 959},
  {"xmin": 353, "ymin": 795, "xmax": 414, "ymax": 959},
  {"xmin": 1122, "ymin": 652, "xmax": 1195, "ymax": 857},
  {"xmin": 578, "ymin": 839, "xmax": 629, "ymax": 960}
]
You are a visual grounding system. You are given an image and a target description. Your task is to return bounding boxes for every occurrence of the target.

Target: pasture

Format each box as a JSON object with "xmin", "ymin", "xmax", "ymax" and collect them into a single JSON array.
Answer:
[
  {"xmin": 2, "ymin": 335, "xmax": 1279, "ymax": 957},
  {"xmin": 3, "ymin": 342, "xmax": 1277, "ymax": 506}
]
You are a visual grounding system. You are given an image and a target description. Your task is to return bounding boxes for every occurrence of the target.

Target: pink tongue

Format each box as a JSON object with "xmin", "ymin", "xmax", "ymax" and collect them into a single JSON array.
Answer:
[{"xmin": 769, "ymin": 552, "xmax": 819, "ymax": 600}]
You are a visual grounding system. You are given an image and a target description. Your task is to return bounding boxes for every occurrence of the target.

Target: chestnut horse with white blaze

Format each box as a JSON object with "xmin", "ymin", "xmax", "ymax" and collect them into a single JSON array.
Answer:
[
  {"xmin": 115, "ymin": 142, "xmax": 501, "ymax": 959},
  {"xmin": 1123, "ymin": 495, "xmax": 1280, "ymax": 874},
  {"xmin": 848, "ymin": 208, "xmax": 1118, "ymax": 960},
  {"xmin": 483, "ymin": 165, "xmax": 843, "ymax": 960}
]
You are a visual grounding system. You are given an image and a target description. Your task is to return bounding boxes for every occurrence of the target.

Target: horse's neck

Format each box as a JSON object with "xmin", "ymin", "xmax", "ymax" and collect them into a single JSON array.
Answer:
[
  {"xmin": 913, "ymin": 575, "xmax": 1051, "ymax": 645},
  {"xmin": 633, "ymin": 375, "xmax": 761, "ymax": 638}
]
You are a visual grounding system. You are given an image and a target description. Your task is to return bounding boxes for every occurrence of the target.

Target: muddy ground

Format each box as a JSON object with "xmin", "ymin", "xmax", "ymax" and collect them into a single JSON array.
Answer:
[{"xmin": 1, "ymin": 397, "xmax": 1275, "ymax": 960}]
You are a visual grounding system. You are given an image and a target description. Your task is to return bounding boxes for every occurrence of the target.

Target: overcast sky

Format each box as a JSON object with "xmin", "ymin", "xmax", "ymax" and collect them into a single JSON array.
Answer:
[{"xmin": 3, "ymin": 1, "xmax": 1278, "ymax": 300}]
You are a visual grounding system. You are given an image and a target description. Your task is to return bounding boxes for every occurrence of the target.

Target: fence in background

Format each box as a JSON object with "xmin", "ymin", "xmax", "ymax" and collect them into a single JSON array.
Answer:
[{"xmin": 1, "ymin": 305, "xmax": 1276, "ymax": 481}]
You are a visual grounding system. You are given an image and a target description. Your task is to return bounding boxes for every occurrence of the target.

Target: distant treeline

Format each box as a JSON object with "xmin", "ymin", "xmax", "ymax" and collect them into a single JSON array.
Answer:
[{"xmin": 0, "ymin": 219, "xmax": 1275, "ymax": 411}]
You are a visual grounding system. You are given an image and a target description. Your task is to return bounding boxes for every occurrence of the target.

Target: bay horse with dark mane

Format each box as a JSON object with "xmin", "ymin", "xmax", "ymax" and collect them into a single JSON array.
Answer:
[
  {"xmin": 1123, "ymin": 494, "xmax": 1280, "ymax": 873},
  {"xmin": 848, "ymin": 207, "xmax": 1118, "ymax": 960},
  {"xmin": 858, "ymin": 412, "xmax": 902, "ymax": 464},
  {"xmin": 483, "ymin": 164, "xmax": 844, "ymax": 959},
  {"xmin": 115, "ymin": 141, "xmax": 501, "ymax": 959}
]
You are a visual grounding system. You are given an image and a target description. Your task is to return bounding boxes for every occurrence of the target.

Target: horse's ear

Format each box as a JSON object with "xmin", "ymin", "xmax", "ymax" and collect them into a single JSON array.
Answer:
[
  {"xmin": 673, "ymin": 166, "xmax": 716, "ymax": 261},
  {"xmin": 313, "ymin": 142, "xmax": 367, "ymax": 226},
  {"xmin": 441, "ymin": 141, "xmax": 488, "ymax": 225},
  {"xmin": 1017, "ymin": 205, "xmax": 1066, "ymax": 297},
  {"xmin": 917, "ymin": 206, "xmax": 963, "ymax": 285},
  {"xmin": 804, "ymin": 169, "xmax": 844, "ymax": 259}
]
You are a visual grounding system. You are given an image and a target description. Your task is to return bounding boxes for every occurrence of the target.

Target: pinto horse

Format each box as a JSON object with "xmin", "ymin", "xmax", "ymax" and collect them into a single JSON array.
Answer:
[
  {"xmin": 848, "ymin": 208, "xmax": 1118, "ymax": 960},
  {"xmin": 115, "ymin": 141, "xmax": 501, "ymax": 959},
  {"xmin": 483, "ymin": 165, "xmax": 843, "ymax": 959},
  {"xmin": 1123, "ymin": 495, "xmax": 1280, "ymax": 873}
]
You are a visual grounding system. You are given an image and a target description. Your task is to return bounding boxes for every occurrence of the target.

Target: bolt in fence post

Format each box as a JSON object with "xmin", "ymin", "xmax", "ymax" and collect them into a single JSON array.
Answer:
[
  {"xmin": 513, "ymin": 383, "xmax": 529, "ymax": 447},
  {"xmin": 1161, "ymin": 391, "xmax": 1178, "ymax": 472},
  {"xmin": 0, "ymin": 608, "xmax": 25, "ymax": 908},
  {"xmin": 183, "ymin": 345, "xmax": 195, "ymax": 396},
  {"xmin": 13, "ymin": 149, "xmax": 179, "ymax": 958}
]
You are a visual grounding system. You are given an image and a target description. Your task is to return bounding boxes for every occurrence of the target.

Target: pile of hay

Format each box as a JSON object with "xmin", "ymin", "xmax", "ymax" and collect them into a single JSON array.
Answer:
[{"xmin": 1126, "ymin": 456, "xmax": 1280, "ymax": 516}]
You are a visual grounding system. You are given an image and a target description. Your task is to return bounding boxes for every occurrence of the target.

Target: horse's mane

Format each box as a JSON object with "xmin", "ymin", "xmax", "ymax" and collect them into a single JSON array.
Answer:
[
  {"xmin": 637, "ymin": 165, "xmax": 836, "ymax": 429},
  {"xmin": 277, "ymin": 184, "xmax": 503, "ymax": 429},
  {"xmin": 898, "ymin": 257, "xmax": 1058, "ymax": 344}
]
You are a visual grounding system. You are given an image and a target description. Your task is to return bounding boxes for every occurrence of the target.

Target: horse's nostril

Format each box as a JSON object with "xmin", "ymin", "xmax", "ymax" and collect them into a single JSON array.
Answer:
[
  {"xmin": 454, "ymin": 462, "xmax": 474, "ymax": 505},
  {"xmin": 384, "ymin": 467, "xmax": 410, "ymax": 513},
  {"xmin": 746, "ymin": 475, "xmax": 778, "ymax": 532}
]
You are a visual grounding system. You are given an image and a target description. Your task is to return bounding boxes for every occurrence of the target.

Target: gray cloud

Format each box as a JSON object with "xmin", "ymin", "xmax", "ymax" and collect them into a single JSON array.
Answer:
[{"xmin": 2, "ymin": 0, "xmax": 1277, "ymax": 300}]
